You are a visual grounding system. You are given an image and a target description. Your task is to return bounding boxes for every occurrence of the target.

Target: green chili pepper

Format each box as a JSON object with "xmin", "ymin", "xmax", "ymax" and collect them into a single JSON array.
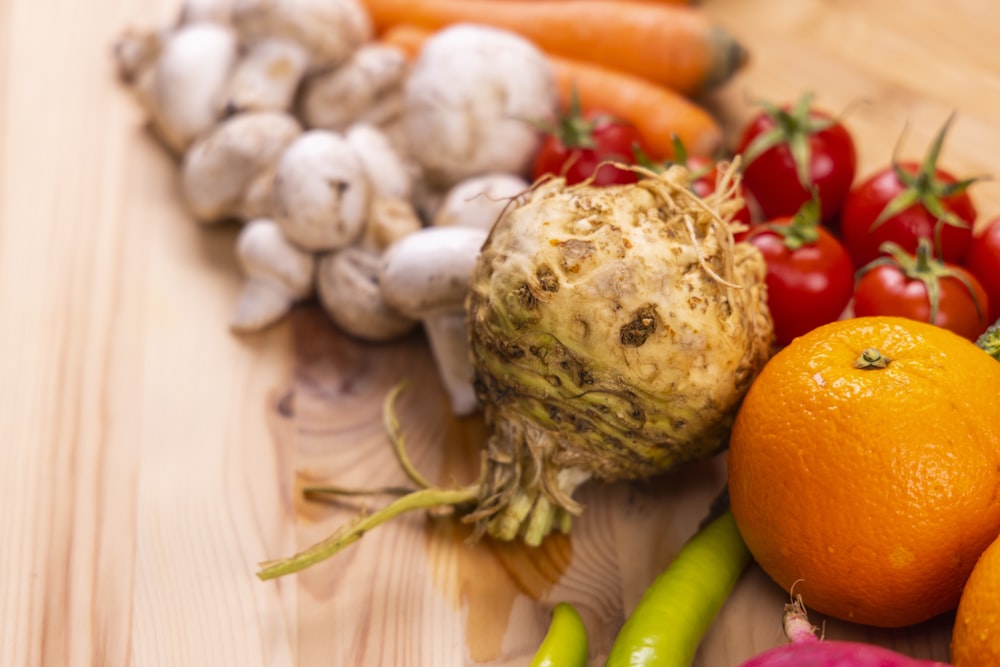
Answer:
[
  {"xmin": 605, "ymin": 510, "xmax": 751, "ymax": 667},
  {"xmin": 530, "ymin": 601, "xmax": 589, "ymax": 667}
]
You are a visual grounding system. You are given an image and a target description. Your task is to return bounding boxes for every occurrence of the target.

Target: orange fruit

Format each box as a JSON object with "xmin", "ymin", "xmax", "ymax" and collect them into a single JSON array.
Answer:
[
  {"xmin": 952, "ymin": 531, "xmax": 1000, "ymax": 666},
  {"xmin": 727, "ymin": 316, "xmax": 1000, "ymax": 628}
]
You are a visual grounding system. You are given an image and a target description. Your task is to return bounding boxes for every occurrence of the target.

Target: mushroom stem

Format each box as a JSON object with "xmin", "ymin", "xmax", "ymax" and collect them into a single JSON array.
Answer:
[
  {"xmin": 379, "ymin": 226, "xmax": 490, "ymax": 416},
  {"xmin": 224, "ymin": 38, "xmax": 310, "ymax": 113},
  {"xmin": 231, "ymin": 218, "xmax": 315, "ymax": 332},
  {"xmin": 423, "ymin": 312, "xmax": 479, "ymax": 416}
]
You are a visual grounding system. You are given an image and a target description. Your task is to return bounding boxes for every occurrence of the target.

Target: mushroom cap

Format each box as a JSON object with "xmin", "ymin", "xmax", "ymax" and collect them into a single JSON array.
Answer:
[
  {"xmin": 379, "ymin": 226, "xmax": 489, "ymax": 318},
  {"xmin": 345, "ymin": 123, "xmax": 415, "ymax": 201},
  {"xmin": 298, "ymin": 43, "xmax": 409, "ymax": 132},
  {"xmin": 272, "ymin": 129, "xmax": 372, "ymax": 251},
  {"xmin": 433, "ymin": 173, "xmax": 530, "ymax": 231},
  {"xmin": 180, "ymin": 111, "xmax": 302, "ymax": 223},
  {"xmin": 235, "ymin": 218, "xmax": 315, "ymax": 295},
  {"xmin": 231, "ymin": 218, "xmax": 316, "ymax": 332},
  {"xmin": 152, "ymin": 22, "xmax": 238, "ymax": 153},
  {"xmin": 403, "ymin": 24, "xmax": 557, "ymax": 187},
  {"xmin": 317, "ymin": 246, "xmax": 417, "ymax": 342},
  {"xmin": 233, "ymin": 0, "xmax": 372, "ymax": 70}
]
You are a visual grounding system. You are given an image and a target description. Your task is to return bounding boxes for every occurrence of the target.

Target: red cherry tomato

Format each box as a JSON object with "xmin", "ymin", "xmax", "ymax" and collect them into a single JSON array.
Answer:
[
  {"xmin": 746, "ymin": 200, "xmax": 855, "ymax": 345},
  {"xmin": 840, "ymin": 162, "xmax": 976, "ymax": 268},
  {"xmin": 736, "ymin": 94, "xmax": 857, "ymax": 224},
  {"xmin": 533, "ymin": 109, "xmax": 643, "ymax": 186},
  {"xmin": 840, "ymin": 117, "xmax": 978, "ymax": 268},
  {"xmin": 853, "ymin": 240, "xmax": 989, "ymax": 341},
  {"xmin": 963, "ymin": 216, "xmax": 1000, "ymax": 324}
]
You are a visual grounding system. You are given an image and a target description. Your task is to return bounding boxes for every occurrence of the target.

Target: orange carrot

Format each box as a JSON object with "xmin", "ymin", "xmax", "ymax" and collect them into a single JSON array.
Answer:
[
  {"xmin": 378, "ymin": 24, "xmax": 722, "ymax": 159},
  {"xmin": 547, "ymin": 56, "xmax": 722, "ymax": 159},
  {"xmin": 378, "ymin": 24, "xmax": 431, "ymax": 59},
  {"xmin": 492, "ymin": 0, "xmax": 693, "ymax": 4},
  {"xmin": 360, "ymin": 0, "xmax": 747, "ymax": 95}
]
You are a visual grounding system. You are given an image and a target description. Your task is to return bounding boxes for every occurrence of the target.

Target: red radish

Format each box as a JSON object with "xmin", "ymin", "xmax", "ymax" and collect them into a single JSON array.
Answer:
[{"xmin": 738, "ymin": 598, "xmax": 951, "ymax": 666}]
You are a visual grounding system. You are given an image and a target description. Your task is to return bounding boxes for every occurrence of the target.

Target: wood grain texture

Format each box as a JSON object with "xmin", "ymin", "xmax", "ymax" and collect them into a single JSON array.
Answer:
[{"xmin": 0, "ymin": 0, "xmax": 996, "ymax": 665}]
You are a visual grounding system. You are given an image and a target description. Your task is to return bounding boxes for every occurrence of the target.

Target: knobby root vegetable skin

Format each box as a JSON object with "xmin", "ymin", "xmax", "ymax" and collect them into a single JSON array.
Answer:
[
  {"xmin": 465, "ymin": 165, "xmax": 773, "ymax": 543},
  {"xmin": 361, "ymin": 0, "xmax": 748, "ymax": 95},
  {"xmin": 605, "ymin": 510, "xmax": 750, "ymax": 667},
  {"xmin": 737, "ymin": 598, "xmax": 951, "ymax": 666},
  {"xmin": 255, "ymin": 164, "xmax": 773, "ymax": 578},
  {"xmin": 379, "ymin": 23, "xmax": 724, "ymax": 159},
  {"xmin": 529, "ymin": 602, "xmax": 589, "ymax": 667}
]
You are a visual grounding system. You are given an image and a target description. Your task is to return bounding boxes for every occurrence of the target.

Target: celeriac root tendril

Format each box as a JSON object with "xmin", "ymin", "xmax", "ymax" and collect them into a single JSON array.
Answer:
[
  {"xmin": 257, "ymin": 484, "xmax": 479, "ymax": 580},
  {"xmin": 384, "ymin": 380, "xmax": 434, "ymax": 490},
  {"xmin": 256, "ymin": 381, "xmax": 481, "ymax": 580},
  {"xmin": 303, "ymin": 484, "xmax": 416, "ymax": 498}
]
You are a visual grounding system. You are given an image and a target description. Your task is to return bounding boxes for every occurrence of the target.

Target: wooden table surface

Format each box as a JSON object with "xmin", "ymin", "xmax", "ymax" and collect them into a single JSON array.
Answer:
[{"xmin": 3, "ymin": 0, "xmax": 999, "ymax": 665}]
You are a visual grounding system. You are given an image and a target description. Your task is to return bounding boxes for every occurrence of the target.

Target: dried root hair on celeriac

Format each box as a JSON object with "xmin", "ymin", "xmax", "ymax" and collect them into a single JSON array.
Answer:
[
  {"xmin": 231, "ymin": 218, "xmax": 316, "ymax": 332},
  {"xmin": 224, "ymin": 0, "xmax": 372, "ymax": 114},
  {"xmin": 255, "ymin": 163, "xmax": 773, "ymax": 580},
  {"xmin": 180, "ymin": 110, "xmax": 302, "ymax": 223}
]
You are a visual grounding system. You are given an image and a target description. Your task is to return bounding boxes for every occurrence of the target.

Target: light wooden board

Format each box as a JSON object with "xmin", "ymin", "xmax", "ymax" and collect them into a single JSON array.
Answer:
[{"xmin": 1, "ymin": 0, "xmax": 997, "ymax": 665}]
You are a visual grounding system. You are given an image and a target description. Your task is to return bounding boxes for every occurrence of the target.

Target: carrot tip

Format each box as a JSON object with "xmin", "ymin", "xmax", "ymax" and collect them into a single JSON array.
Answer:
[{"xmin": 706, "ymin": 26, "xmax": 750, "ymax": 91}]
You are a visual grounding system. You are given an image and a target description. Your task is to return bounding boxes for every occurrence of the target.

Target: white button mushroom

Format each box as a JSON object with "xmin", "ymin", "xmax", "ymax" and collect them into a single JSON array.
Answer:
[
  {"xmin": 271, "ymin": 129, "xmax": 372, "ymax": 251},
  {"xmin": 379, "ymin": 226, "xmax": 490, "ymax": 416},
  {"xmin": 298, "ymin": 43, "xmax": 410, "ymax": 134},
  {"xmin": 114, "ymin": 21, "xmax": 239, "ymax": 156},
  {"xmin": 231, "ymin": 218, "xmax": 316, "ymax": 332},
  {"xmin": 224, "ymin": 0, "xmax": 373, "ymax": 114},
  {"xmin": 344, "ymin": 122, "xmax": 416, "ymax": 202},
  {"xmin": 180, "ymin": 110, "xmax": 303, "ymax": 224},
  {"xmin": 317, "ymin": 246, "xmax": 417, "ymax": 342},
  {"xmin": 433, "ymin": 173, "xmax": 530, "ymax": 231},
  {"xmin": 360, "ymin": 197, "xmax": 424, "ymax": 253},
  {"xmin": 403, "ymin": 24, "xmax": 557, "ymax": 188}
]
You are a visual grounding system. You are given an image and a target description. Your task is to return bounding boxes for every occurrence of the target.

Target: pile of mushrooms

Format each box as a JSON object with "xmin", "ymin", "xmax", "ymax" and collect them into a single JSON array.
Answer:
[{"xmin": 114, "ymin": 0, "xmax": 557, "ymax": 415}]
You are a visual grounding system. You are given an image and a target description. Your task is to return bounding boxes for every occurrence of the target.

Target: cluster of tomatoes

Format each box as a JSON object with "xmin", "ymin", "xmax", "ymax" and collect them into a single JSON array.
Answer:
[
  {"xmin": 532, "ymin": 93, "xmax": 1000, "ymax": 345},
  {"xmin": 730, "ymin": 94, "xmax": 999, "ymax": 345}
]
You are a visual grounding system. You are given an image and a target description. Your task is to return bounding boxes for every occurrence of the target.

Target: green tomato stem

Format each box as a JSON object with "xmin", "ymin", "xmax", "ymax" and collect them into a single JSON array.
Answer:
[
  {"xmin": 530, "ymin": 602, "xmax": 590, "ymax": 667},
  {"xmin": 604, "ymin": 510, "xmax": 751, "ymax": 667},
  {"xmin": 858, "ymin": 238, "xmax": 985, "ymax": 325}
]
